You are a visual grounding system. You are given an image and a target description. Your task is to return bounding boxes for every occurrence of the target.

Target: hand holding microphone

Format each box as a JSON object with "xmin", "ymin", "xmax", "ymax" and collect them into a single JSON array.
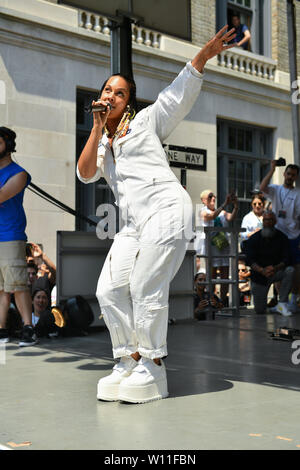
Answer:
[
  {"xmin": 92, "ymin": 101, "xmax": 112, "ymax": 113},
  {"xmin": 91, "ymin": 100, "xmax": 112, "ymax": 133}
]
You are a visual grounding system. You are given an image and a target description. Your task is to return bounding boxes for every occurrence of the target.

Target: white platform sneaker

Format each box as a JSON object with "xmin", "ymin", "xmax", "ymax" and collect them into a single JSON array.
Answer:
[
  {"xmin": 97, "ymin": 356, "xmax": 138, "ymax": 401},
  {"xmin": 118, "ymin": 357, "xmax": 169, "ymax": 404}
]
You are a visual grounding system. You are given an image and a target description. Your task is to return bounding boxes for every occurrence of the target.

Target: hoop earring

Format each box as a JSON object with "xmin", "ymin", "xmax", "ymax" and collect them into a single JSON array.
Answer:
[{"xmin": 126, "ymin": 104, "xmax": 136, "ymax": 120}]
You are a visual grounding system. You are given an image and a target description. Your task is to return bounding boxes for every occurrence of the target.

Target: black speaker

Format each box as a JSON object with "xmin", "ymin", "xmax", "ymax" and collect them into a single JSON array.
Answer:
[{"xmin": 62, "ymin": 295, "xmax": 94, "ymax": 332}]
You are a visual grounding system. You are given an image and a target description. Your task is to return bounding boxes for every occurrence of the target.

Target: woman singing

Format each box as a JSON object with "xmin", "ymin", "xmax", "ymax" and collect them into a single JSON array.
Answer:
[{"xmin": 77, "ymin": 26, "xmax": 236, "ymax": 404}]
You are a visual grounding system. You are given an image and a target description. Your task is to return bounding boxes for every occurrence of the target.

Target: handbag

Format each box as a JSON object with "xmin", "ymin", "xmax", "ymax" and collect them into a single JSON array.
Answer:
[
  {"xmin": 211, "ymin": 216, "xmax": 229, "ymax": 251},
  {"xmin": 211, "ymin": 231, "xmax": 229, "ymax": 250}
]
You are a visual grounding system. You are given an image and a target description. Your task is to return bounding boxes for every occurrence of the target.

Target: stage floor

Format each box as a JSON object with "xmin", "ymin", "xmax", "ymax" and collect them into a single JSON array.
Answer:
[{"xmin": 1, "ymin": 309, "xmax": 300, "ymax": 451}]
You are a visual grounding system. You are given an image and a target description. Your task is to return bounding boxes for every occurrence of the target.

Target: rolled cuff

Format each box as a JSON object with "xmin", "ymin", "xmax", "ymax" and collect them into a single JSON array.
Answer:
[
  {"xmin": 76, "ymin": 164, "xmax": 102, "ymax": 184},
  {"xmin": 137, "ymin": 345, "xmax": 168, "ymax": 360},
  {"xmin": 186, "ymin": 61, "xmax": 205, "ymax": 79}
]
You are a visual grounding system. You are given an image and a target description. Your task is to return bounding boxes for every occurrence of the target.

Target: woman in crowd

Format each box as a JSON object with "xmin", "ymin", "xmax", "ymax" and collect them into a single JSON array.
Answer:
[
  {"xmin": 31, "ymin": 287, "xmax": 58, "ymax": 338},
  {"xmin": 240, "ymin": 194, "xmax": 265, "ymax": 249},
  {"xmin": 196, "ymin": 189, "xmax": 239, "ymax": 306},
  {"xmin": 77, "ymin": 26, "xmax": 236, "ymax": 403}
]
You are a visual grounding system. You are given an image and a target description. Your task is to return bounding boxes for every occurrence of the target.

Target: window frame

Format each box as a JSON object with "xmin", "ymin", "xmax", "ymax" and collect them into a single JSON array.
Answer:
[
  {"xmin": 216, "ymin": 0, "xmax": 272, "ymax": 57},
  {"xmin": 217, "ymin": 119, "xmax": 273, "ymax": 226}
]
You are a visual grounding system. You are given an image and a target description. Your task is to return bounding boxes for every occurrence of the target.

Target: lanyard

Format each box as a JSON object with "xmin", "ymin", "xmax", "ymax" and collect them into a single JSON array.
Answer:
[{"xmin": 279, "ymin": 186, "xmax": 291, "ymax": 209}]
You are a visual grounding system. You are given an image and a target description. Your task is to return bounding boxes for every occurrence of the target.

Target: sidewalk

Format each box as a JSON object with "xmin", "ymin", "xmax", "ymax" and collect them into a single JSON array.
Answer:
[{"xmin": 1, "ymin": 309, "xmax": 300, "ymax": 450}]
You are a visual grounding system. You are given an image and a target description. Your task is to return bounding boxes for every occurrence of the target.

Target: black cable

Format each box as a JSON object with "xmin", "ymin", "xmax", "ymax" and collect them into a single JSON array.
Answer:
[{"xmin": 28, "ymin": 182, "xmax": 97, "ymax": 227}]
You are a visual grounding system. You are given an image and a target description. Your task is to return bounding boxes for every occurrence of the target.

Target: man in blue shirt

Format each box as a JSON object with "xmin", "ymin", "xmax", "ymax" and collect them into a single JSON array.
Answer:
[
  {"xmin": 231, "ymin": 13, "xmax": 251, "ymax": 51},
  {"xmin": 0, "ymin": 127, "xmax": 37, "ymax": 346}
]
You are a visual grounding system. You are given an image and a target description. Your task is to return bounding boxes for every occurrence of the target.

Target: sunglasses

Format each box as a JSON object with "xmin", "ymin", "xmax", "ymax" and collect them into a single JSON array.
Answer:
[
  {"xmin": 208, "ymin": 193, "xmax": 216, "ymax": 199},
  {"xmin": 252, "ymin": 202, "xmax": 263, "ymax": 206},
  {"xmin": 238, "ymin": 268, "xmax": 247, "ymax": 272}
]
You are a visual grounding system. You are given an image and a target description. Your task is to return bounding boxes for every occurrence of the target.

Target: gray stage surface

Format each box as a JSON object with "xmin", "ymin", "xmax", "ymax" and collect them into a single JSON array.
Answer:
[{"xmin": 1, "ymin": 309, "xmax": 300, "ymax": 451}]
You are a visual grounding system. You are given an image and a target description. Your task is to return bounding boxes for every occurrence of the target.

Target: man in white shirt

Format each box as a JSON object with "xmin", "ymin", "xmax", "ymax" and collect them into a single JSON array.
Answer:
[{"xmin": 260, "ymin": 161, "xmax": 300, "ymax": 312}]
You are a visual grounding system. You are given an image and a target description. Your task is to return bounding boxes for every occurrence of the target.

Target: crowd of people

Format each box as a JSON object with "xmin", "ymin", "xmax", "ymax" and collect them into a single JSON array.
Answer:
[
  {"xmin": 0, "ymin": 127, "xmax": 96, "ymax": 347},
  {"xmin": 194, "ymin": 162, "xmax": 300, "ymax": 319},
  {"xmin": 0, "ymin": 240, "xmax": 59, "ymax": 345}
]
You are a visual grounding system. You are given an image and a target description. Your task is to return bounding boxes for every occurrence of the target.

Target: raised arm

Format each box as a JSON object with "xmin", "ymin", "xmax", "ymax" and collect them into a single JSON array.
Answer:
[
  {"xmin": 225, "ymin": 194, "xmax": 239, "ymax": 222},
  {"xmin": 191, "ymin": 25, "xmax": 236, "ymax": 73},
  {"xmin": 147, "ymin": 26, "xmax": 236, "ymax": 142},
  {"xmin": 202, "ymin": 194, "xmax": 232, "ymax": 222},
  {"xmin": 237, "ymin": 28, "xmax": 251, "ymax": 48},
  {"xmin": 31, "ymin": 243, "xmax": 56, "ymax": 285},
  {"xmin": 260, "ymin": 160, "xmax": 277, "ymax": 194}
]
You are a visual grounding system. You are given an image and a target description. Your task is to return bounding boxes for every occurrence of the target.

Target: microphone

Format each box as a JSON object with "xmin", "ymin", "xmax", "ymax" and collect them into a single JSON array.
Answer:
[{"xmin": 92, "ymin": 102, "xmax": 112, "ymax": 113}]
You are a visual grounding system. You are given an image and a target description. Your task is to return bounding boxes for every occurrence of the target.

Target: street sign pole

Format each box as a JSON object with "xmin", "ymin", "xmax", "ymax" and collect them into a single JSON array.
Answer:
[
  {"xmin": 110, "ymin": 10, "xmax": 141, "ymax": 79},
  {"xmin": 287, "ymin": 0, "xmax": 300, "ymax": 169}
]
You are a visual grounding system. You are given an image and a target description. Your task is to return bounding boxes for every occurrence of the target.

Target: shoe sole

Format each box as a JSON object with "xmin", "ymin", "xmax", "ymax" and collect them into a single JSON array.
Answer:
[
  {"xmin": 97, "ymin": 395, "xmax": 119, "ymax": 402},
  {"xmin": 276, "ymin": 310, "xmax": 292, "ymax": 317},
  {"xmin": 119, "ymin": 379, "xmax": 169, "ymax": 404},
  {"xmin": 97, "ymin": 382, "xmax": 120, "ymax": 402},
  {"xmin": 19, "ymin": 340, "xmax": 38, "ymax": 347},
  {"xmin": 0, "ymin": 338, "xmax": 9, "ymax": 343}
]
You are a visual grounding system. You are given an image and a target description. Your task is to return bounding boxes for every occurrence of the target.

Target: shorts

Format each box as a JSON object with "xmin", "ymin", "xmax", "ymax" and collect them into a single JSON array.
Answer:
[
  {"xmin": 0, "ymin": 241, "xmax": 29, "ymax": 293},
  {"xmin": 289, "ymin": 234, "xmax": 300, "ymax": 265}
]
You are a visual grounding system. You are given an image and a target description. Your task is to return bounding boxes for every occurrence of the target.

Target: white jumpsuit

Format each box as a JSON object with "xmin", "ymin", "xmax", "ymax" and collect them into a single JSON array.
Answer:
[{"xmin": 77, "ymin": 62, "xmax": 204, "ymax": 359}]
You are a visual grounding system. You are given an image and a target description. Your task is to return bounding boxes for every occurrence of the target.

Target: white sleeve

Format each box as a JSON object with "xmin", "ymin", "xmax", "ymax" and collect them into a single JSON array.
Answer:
[
  {"xmin": 146, "ymin": 61, "xmax": 204, "ymax": 142},
  {"xmin": 263, "ymin": 183, "xmax": 277, "ymax": 199},
  {"xmin": 76, "ymin": 151, "xmax": 104, "ymax": 184},
  {"xmin": 241, "ymin": 214, "xmax": 250, "ymax": 240},
  {"xmin": 76, "ymin": 164, "xmax": 102, "ymax": 184}
]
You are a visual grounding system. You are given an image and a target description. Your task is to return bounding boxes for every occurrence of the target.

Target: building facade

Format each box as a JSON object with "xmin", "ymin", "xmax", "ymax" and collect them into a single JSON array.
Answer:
[{"xmin": 0, "ymin": 0, "xmax": 299, "ymax": 260}]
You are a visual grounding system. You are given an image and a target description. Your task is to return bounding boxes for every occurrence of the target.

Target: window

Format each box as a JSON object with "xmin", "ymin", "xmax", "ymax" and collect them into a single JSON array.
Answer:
[
  {"xmin": 216, "ymin": 0, "xmax": 271, "ymax": 57},
  {"xmin": 217, "ymin": 120, "xmax": 273, "ymax": 226},
  {"xmin": 230, "ymin": 0, "xmax": 251, "ymax": 9},
  {"xmin": 228, "ymin": 126, "xmax": 253, "ymax": 152}
]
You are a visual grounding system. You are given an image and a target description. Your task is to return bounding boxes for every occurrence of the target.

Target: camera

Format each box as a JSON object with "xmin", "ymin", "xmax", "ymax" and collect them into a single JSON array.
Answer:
[
  {"xmin": 25, "ymin": 242, "xmax": 33, "ymax": 257},
  {"xmin": 275, "ymin": 157, "xmax": 286, "ymax": 167}
]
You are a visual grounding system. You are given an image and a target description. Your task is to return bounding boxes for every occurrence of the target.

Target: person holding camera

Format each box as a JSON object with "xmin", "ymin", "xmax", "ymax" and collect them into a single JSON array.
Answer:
[
  {"xmin": 0, "ymin": 127, "xmax": 37, "ymax": 346},
  {"xmin": 194, "ymin": 271, "xmax": 223, "ymax": 320},
  {"xmin": 260, "ymin": 161, "xmax": 300, "ymax": 313}
]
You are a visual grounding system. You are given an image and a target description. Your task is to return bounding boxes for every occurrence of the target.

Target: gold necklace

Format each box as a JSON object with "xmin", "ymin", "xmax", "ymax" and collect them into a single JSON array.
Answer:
[{"xmin": 105, "ymin": 107, "xmax": 136, "ymax": 141}]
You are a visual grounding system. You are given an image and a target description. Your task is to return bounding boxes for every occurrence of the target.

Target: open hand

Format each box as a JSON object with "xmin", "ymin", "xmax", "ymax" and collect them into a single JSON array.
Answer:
[
  {"xmin": 30, "ymin": 242, "xmax": 43, "ymax": 259},
  {"xmin": 202, "ymin": 25, "xmax": 236, "ymax": 61}
]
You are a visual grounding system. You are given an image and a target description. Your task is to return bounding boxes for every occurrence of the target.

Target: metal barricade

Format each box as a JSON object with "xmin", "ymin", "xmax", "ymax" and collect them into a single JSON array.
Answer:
[{"xmin": 201, "ymin": 226, "xmax": 246, "ymax": 319}]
